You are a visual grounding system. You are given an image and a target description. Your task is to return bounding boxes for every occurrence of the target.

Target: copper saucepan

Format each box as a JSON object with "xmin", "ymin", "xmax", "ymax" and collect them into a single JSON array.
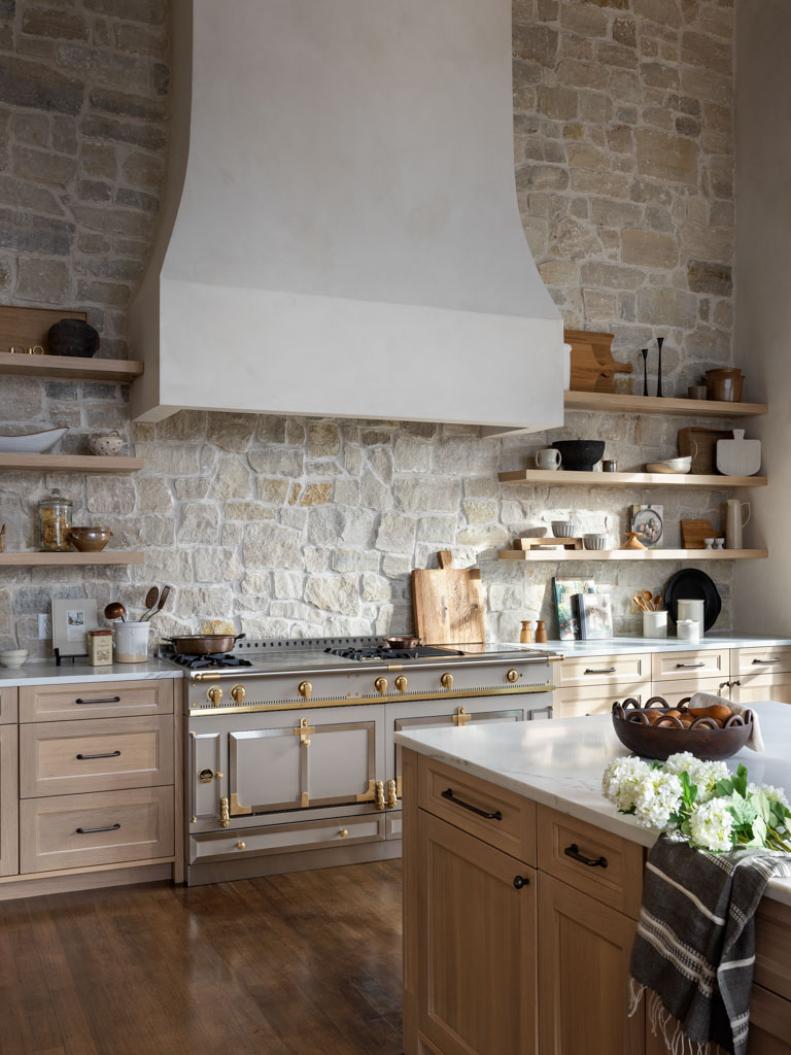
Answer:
[
  {"xmin": 165, "ymin": 632, "xmax": 245, "ymax": 656},
  {"xmin": 384, "ymin": 635, "xmax": 420, "ymax": 649}
]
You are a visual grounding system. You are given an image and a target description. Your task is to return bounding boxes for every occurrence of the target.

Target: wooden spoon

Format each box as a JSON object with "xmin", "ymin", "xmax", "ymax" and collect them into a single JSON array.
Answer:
[
  {"xmin": 142, "ymin": 584, "xmax": 171, "ymax": 622},
  {"xmin": 104, "ymin": 602, "xmax": 126, "ymax": 623}
]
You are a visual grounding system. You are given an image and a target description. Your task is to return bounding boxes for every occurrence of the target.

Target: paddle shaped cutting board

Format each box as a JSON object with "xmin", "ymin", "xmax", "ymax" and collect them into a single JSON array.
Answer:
[{"xmin": 411, "ymin": 550, "xmax": 485, "ymax": 645}]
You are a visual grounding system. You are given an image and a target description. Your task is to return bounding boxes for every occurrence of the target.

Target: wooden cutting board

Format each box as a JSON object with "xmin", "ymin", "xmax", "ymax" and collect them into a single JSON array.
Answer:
[
  {"xmin": 411, "ymin": 550, "xmax": 485, "ymax": 645},
  {"xmin": 565, "ymin": 329, "xmax": 633, "ymax": 393},
  {"xmin": 681, "ymin": 519, "xmax": 717, "ymax": 549},
  {"xmin": 678, "ymin": 427, "xmax": 731, "ymax": 474}
]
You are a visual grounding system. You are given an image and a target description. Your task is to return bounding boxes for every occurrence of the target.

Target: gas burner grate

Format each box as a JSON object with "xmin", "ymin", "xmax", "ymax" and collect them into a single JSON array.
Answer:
[
  {"xmin": 170, "ymin": 652, "xmax": 254, "ymax": 670},
  {"xmin": 324, "ymin": 645, "xmax": 462, "ymax": 662}
]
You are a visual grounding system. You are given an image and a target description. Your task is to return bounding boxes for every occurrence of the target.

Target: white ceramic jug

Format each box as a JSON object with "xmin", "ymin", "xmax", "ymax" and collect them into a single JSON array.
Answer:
[
  {"xmin": 724, "ymin": 499, "xmax": 751, "ymax": 550},
  {"xmin": 535, "ymin": 448, "xmax": 562, "ymax": 471}
]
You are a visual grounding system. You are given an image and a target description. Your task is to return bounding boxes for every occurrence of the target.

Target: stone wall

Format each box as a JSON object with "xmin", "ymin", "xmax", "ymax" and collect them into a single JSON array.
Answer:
[{"xmin": 0, "ymin": 0, "xmax": 738, "ymax": 655}]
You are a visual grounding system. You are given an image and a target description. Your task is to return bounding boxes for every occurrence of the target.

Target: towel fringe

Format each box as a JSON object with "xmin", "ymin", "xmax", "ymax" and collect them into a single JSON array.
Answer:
[{"xmin": 628, "ymin": 981, "xmax": 715, "ymax": 1055}]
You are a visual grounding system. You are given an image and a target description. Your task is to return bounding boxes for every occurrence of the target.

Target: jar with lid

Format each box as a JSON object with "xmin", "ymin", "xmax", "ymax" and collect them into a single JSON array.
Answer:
[
  {"xmin": 37, "ymin": 490, "xmax": 73, "ymax": 552},
  {"xmin": 88, "ymin": 629, "xmax": 113, "ymax": 666}
]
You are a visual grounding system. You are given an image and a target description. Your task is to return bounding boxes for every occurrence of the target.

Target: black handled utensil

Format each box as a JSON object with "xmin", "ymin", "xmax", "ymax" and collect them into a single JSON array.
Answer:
[
  {"xmin": 656, "ymin": 336, "xmax": 664, "ymax": 397},
  {"xmin": 641, "ymin": 348, "xmax": 648, "ymax": 396}
]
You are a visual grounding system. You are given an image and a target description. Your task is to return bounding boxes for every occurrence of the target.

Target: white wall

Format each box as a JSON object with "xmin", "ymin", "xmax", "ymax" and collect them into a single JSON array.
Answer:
[{"xmin": 732, "ymin": 0, "xmax": 791, "ymax": 632}]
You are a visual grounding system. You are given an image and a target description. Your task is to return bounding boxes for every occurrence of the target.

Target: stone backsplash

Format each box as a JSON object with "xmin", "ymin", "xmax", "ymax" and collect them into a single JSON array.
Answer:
[{"xmin": 0, "ymin": 0, "xmax": 738, "ymax": 652}]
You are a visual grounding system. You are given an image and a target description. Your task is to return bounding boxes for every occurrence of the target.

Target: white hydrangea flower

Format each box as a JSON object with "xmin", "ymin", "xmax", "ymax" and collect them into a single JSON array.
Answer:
[
  {"xmin": 602, "ymin": 756, "xmax": 651, "ymax": 813},
  {"xmin": 664, "ymin": 752, "xmax": 730, "ymax": 803},
  {"xmin": 749, "ymin": 783, "xmax": 789, "ymax": 809},
  {"xmin": 689, "ymin": 799, "xmax": 734, "ymax": 852},
  {"xmin": 633, "ymin": 770, "xmax": 683, "ymax": 832}
]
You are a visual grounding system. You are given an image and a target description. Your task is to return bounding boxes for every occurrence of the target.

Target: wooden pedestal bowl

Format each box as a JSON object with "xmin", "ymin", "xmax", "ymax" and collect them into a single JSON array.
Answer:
[{"xmin": 612, "ymin": 697, "xmax": 753, "ymax": 761}]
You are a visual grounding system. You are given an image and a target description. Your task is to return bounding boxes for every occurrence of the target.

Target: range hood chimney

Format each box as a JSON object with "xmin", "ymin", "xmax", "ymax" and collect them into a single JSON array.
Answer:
[{"xmin": 130, "ymin": 0, "xmax": 564, "ymax": 431}]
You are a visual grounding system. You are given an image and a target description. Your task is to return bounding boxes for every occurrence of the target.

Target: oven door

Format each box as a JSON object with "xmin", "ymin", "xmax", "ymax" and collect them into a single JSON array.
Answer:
[{"xmin": 228, "ymin": 705, "xmax": 382, "ymax": 818}]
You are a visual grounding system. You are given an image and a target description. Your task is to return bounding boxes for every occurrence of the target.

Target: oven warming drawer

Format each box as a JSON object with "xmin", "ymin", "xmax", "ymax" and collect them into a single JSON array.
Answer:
[{"xmin": 190, "ymin": 813, "xmax": 384, "ymax": 863}]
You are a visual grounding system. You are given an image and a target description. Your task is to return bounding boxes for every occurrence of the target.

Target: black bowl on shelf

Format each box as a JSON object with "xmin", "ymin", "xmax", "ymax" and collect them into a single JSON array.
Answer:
[
  {"xmin": 551, "ymin": 439, "xmax": 605, "ymax": 472},
  {"xmin": 47, "ymin": 319, "xmax": 100, "ymax": 358}
]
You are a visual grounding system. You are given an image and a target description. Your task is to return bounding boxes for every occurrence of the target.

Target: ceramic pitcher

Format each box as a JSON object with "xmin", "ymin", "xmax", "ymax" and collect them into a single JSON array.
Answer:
[{"xmin": 724, "ymin": 499, "xmax": 751, "ymax": 550}]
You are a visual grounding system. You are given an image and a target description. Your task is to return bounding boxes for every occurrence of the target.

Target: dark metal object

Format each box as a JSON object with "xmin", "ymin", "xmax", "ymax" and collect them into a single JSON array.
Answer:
[
  {"xmin": 441, "ymin": 787, "xmax": 503, "ymax": 821},
  {"xmin": 611, "ymin": 698, "xmax": 753, "ymax": 761},
  {"xmin": 641, "ymin": 348, "xmax": 649, "ymax": 396},
  {"xmin": 76, "ymin": 750, "xmax": 121, "ymax": 760},
  {"xmin": 75, "ymin": 696, "xmax": 121, "ymax": 705},
  {"xmin": 48, "ymin": 318, "xmax": 100, "ymax": 358},
  {"xmin": 564, "ymin": 843, "xmax": 608, "ymax": 869},
  {"xmin": 165, "ymin": 632, "xmax": 246, "ymax": 656},
  {"xmin": 602, "ymin": 460, "xmax": 617, "ymax": 472},
  {"xmin": 169, "ymin": 651, "xmax": 253, "ymax": 670},
  {"xmin": 663, "ymin": 569, "xmax": 722, "ymax": 631},
  {"xmin": 585, "ymin": 667, "xmax": 616, "ymax": 675},
  {"xmin": 655, "ymin": 336, "xmax": 664, "ymax": 397},
  {"xmin": 513, "ymin": 875, "xmax": 530, "ymax": 889},
  {"xmin": 325, "ymin": 643, "xmax": 463, "ymax": 662},
  {"xmin": 76, "ymin": 823, "xmax": 121, "ymax": 834},
  {"xmin": 550, "ymin": 439, "xmax": 606, "ymax": 472}
]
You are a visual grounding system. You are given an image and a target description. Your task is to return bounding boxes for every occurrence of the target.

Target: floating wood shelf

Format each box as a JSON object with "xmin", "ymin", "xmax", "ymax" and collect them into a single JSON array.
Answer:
[
  {"xmin": 0, "ymin": 453, "xmax": 143, "ymax": 474},
  {"xmin": 0, "ymin": 552, "xmax": 144, "ymax": 567},
  {"xmin": 498, "ymin": 548, "xmax": 768, "ymax": 563},
  {"xmin": 564, "ymin": 391, "xmax": 767, "ymax": 418},
  {"xmin": 0, "ymin": 352, "xmax": 143, "ymax": 383},
  {"xmin": 498, "ymin": 468, "xmax": 767, "ymax": 489}
]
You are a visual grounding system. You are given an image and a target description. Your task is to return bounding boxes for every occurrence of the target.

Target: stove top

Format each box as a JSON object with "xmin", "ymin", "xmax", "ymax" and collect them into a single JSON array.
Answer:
[
  {"xmin": 169, "ymin": 652, "xmax": 254, "ymax": 670},
  {"xmin": 323, "ymin": 644, "xmax": 464, "ymax": 662}
]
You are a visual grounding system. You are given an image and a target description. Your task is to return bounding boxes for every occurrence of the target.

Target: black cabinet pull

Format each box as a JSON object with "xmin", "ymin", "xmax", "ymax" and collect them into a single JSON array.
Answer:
[
  {"xmin": 75, "ymin": 696, "xmax": 121, "ymax": 706},
  {"xmin": 441, "ymin": 787, "xmax": 502, "ymax": 821},
  {"xmin": 752, "ymin": 658, "xmax": 779, "ymax": 664},
  {"xmin": 584, "ymin": 667, "xmax": 616, "ymax": 675},
  {"xmin": 76, "ymin": 823, "xmax": 121, "ymax": 835},
  {"xmin": 513, "ymin": 875, "xmax": 529, "ymax": 890},
  {"xmin": 76, "ymin": 750, "xmax": 121, "ymax": 761},
  {"xmin": 674, "ymin": 662, "xmax": 705, "ymax": 670},
  {"xmin": 564, "ymin": 843, "xmax": 608, "ymax": 869}
]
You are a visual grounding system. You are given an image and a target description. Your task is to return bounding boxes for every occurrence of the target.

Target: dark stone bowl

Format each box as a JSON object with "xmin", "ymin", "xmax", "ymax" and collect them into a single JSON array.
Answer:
[
  {"xmin": 611, "ymin": 698, "xmax": 753, "ymax": 761},
  {"xmin": 551, "ymin": 439, "xmax": 606, "ymax": 472},
  {"xmin": 47, "ymin": 319, "xmax": 100, "ymax": 358}
]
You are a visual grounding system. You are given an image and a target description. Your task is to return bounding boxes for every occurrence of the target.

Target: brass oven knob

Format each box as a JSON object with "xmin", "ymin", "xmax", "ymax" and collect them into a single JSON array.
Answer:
[
  {"xmin": 298, "ymin": 680, "xmax": 313, "ymax": 699},
  {"xmin": 506, "ymin": 668, "xmax": 520, "ymax": 684},
  {"xmin": 338, "ymin": 828, "xmax": 349, "ymax": 839},
  {"xmin": 235, "ymin": 841, "xmax": 246, "ymax": 851},
  {"xmin": 395, "ymin": 675, "xmax": 408, "ymax": 692},
  {"xmin": 440, "ymin": 672, "xmax": 454, "ymax": 690},
  {"xmin": 207, "ymin": 687, "xmax": 223, "ymax": 705},
  {"xmin": 374, "ymin": 676, "xmax": 388, "ymax": 694},
  {"xmin": 231, "ymin": 685, "xmax": 246, "ymax": 704}
]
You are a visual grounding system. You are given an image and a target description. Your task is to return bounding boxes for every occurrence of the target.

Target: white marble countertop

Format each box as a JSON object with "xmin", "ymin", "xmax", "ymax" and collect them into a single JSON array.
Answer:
[
  {"xmin": 515, "ymin": 634, "xmax": 791, "ymax": 658},
  {"xmin": 395, "ymin": 700, "xmax": 791, "ymax": 906},
  {"xmin": 0, "ymin": 658, "xmax": 183, "ymax": 686}
]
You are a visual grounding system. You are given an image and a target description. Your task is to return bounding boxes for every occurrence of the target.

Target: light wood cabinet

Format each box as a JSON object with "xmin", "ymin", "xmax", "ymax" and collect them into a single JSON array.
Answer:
[
  {"xmin": 0, "ymin": 686, "xmax": 18, "ymax": 724},
  {"xmin": 732, "ymin": 673, "xmax": 791, "ymax": 706},
  {"xmin": 555, "ymin": 653, "xmax": 651, "ymax": 690},
  {"xmin": 0, "ymin": 725, "xmax": 18, "ymax": 877},
  {"xmin": 554, "ymin": 682, "xmax": 650, "ymax": 718},
  {"xmin": 417, "ymin": 809, "xmax": 537, "ymax": 1055},
  {"xmin": 20, "ymin": 678, "xmax": 173, "ymax": 722},
  {"xmin": 732, "ymin": 647, "xmax": 791, "ymax": 677},
  {"xmin": 652, "ymin": 648, "xmax": 729, "ymax": 684},
  {"xmin": 746, "ymin": 985, "xmax": 791, "ymax": 1054},
  {"xmin": 655, "ymin": 676, "xmax": 730, "ymax": 708},
  {"xmin": 538, "ymin": 873, "xmax": 644, "ymax": 1055}
]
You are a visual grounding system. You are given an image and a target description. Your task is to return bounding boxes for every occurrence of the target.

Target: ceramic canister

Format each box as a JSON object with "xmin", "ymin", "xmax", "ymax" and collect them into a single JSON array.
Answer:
[{"xmin": 724, "ymin": 499, "xmax": 751, "ymax": 550}]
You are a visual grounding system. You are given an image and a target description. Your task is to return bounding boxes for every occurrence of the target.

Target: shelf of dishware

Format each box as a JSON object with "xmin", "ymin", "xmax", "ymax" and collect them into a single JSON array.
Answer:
[
  {"xmin": 498, "ymin": 548, "xmax": 768, "ymax": 562},
  {"xmin": 0, "ymin": 453, "xmax": 143, "ymax": 473},
  {"xmin": 0, "ymin": 351, "xmax": 144, "ymax": 383},
  {"xmin": 564, "ymin": 391, "xmax": 767, "ymax": 418},
  {"xmin": 0, "ymin": 552, "xmax": 145, "ymax": 567},
  {"xmin": 497, "ymin": 468, "xmax": 767, "ymax": 489}
]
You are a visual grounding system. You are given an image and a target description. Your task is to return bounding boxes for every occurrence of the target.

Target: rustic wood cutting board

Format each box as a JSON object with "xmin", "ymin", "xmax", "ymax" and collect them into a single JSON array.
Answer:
[
  {"xmin": 681, "ymin": 518, "xmax": 717, "ymax": 549},
  {"xmin": 411, "ymin": 550, "xmax": 485, "ymax": 645},
  {"xmin": 0, "ymin": 304, "xmax": 85, "ymax": 352},
  {"xmin": 678, "ymin": 427, "xmax": 731, "ymax": 474},
  {"xmin": 565, "ymin": 328, "xmax": 633, "ymax": 393}
]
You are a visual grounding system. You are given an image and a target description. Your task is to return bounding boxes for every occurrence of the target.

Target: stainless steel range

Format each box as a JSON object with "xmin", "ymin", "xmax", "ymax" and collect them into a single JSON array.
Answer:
[{"xmin": 181, "ymin": 636, "xmax": 558, "ymax": 885}]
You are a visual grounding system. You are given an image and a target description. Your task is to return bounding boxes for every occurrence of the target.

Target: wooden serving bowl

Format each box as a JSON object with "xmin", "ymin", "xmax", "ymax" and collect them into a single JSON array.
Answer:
[{"xmin": 611, "ymin": 696, "xmax": 753, "ymax": 761}]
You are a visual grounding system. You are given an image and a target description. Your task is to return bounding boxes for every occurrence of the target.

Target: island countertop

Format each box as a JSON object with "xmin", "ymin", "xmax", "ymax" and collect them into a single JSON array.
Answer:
[{"xmin": 395, "ymin": 700, "xmax": 791, "ymax": 906}]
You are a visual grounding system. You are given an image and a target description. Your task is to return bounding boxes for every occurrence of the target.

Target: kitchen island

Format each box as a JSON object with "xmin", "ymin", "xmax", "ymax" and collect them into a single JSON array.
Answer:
[{"xmin": 397, "ymin": 701, "xmax": 791, "ymax": 1055}]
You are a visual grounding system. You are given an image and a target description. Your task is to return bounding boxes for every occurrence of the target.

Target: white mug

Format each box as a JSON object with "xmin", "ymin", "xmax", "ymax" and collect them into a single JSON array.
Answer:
[{"xmin": 535, "ymin": 448, "xmax": 562, "ymax": 471}]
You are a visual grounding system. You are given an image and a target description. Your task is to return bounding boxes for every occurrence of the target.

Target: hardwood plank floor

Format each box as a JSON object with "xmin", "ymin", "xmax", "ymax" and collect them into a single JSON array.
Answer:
[{"xmin": 0, "ymin": 860, "xmax": 403, "ymax": 1055}]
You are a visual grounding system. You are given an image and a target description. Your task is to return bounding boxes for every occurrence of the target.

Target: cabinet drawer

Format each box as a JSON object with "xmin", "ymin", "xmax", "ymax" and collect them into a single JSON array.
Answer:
[
  {"xmin": 556, "ymin": 653, "xmax": 650, "ymax": 689},
  {"xmin": 418, "ymin": 755, "xmax": 536, "ymax": 865},
  {"xmin": 190, "ymin": 814, "xmax": 383, "ymax": 863},
  {"xmin": 537, "ymin": 805, "xmax": 644, "ymax": 918},
  {"xmin": 733, "ymin": 672, "xmax": 791, "ymax": 706},
  {"xmin": 20, "ymin": 679, "xmax": 174, "ymax": 722},
  {"xmin": 654, "ymin": 677, "xmax": 729, "ymax": 708},
  {"xmin": 554, "ymin": 682, "xmax": 650, "ymax": 719},
  {"xmin": 652, "ymin": 649, "xmax": 728, "ymax": 683},
  {"xmin": 748, "ymin": 984, "xmax": 791, "ymax": 1053},
  {"xmin": 0, "ymin": 686, "xmax": 17, "ymax": 724},
  {"xmin": 733, "ymin": 646, "xmax": 791, "ymax": 677},
  {"xmin": 20, "ymin": 786, "xmax": 174, "ymax": 873},
  {"xmin": 756, "ymin": 899, "xmax": 791, "ymax": 1002},
  {"xmin": 20, "ymin": 716, "xmax": 174, "ymax": 798}
]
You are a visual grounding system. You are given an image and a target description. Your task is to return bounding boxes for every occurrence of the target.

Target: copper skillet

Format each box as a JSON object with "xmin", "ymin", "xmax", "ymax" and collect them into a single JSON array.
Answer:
[{"xmin": 165, "ymin": 632, "xmax": 245, "ymax": 656}]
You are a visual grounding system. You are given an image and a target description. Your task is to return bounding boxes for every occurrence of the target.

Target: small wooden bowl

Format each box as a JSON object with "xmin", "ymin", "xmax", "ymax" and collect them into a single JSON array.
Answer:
[
  {"xmin": 611, "ymin": 697, "xmax": 753, "ymax": 761},
  {"xmin": 68, "ymin": 527, "xmax": 112, "ymax": 552}
]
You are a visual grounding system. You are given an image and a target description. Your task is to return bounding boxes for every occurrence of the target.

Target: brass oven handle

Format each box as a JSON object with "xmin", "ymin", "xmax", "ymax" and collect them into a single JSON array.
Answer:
[
  {"xmin": 219, "ymin": 796, "xmax": 230, "ymax": 828},
  {"xmin": 375, "ymin": 780, "xmax": 386, "ymax": 811},
  {"xmin": 584, "ymin": 667, "xmax": 615, "ymax": 675},
  {"xmin": 76, "ymin": 750, "xmax": 121, "ymax": 761},
  {"xmin": 385, "ymin": 779, "xmax": 398, "ymax": 809},
  {"xmin": 441, "ymin": 787, "xmax": 502, "ymax": 821},
  {"xmin": 75, "ymin": 696, "xmax": 121, "ymax": 706},
  {"xmin": 76, "ymin": 823, "xmax": 121, "ymax": 835}
]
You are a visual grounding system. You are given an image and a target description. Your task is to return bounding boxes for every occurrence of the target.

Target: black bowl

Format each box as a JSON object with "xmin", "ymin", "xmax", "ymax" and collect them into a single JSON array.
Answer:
[
  {"xmin": 47, "ymin": 319, "xmax": 100, "ymax": 358},
  {"xmin": 551, "ymin": 440, "xmax": 605, "ymax": 472}
]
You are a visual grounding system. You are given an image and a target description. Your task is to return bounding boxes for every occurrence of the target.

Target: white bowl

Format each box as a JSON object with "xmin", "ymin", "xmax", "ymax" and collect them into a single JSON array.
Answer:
[
  {"xmin": 0, "ymin": 649, "xmax": 29, "ymax": 669},
  {"xmin": 88, "ymin": 431, "xmax": 125, "ymax": 456},
  {"xmin": 645, "ymin": 456, "xmax": 692, "ymax": 475},
  {"xmin": 0, "ymin": 428, "xmax": 67, "ymax": 454}
]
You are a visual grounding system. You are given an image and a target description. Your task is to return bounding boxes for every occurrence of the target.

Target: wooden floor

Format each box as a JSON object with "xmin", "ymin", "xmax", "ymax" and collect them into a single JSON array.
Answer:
[{"xmin": 0, "ymin": 860, "xmax": 404, "ymax": 1055}]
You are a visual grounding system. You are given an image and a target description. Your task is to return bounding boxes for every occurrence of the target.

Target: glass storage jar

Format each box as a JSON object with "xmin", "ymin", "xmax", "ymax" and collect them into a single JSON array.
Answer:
[{"xmin": 37, "ymin": 490, "xmax": 73, "ymax": 552}]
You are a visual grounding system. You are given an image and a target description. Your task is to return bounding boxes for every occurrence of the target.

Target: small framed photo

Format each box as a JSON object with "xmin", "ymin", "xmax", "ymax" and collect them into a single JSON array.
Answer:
[
  {"xmin": 630, "ymin": 505, "xmax": 664, "ymax": 548},
  {"xmin": 51, "ymin": 598, "xmax": 98, "ymax": 658}
]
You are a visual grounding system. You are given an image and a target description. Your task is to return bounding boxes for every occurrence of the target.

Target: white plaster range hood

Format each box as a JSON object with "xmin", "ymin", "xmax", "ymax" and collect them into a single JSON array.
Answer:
[{"xmin": 130, "ymin": 0, "xmax": 564, "ymax": 431}]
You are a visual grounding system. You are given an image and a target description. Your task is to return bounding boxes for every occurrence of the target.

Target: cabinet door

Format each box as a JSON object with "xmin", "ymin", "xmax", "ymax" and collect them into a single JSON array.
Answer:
[
  {"xmin": 731, "ymin": 673, "xmax": 791, "ymax": 706},
  {"xmin": 0, "ymin": 725, "xmax": 18, "ymax": 877},
  {"xmin": 747, "ymin": 984, "xmax": 791, "ymax": 1054},
  {"xmin": 418, "ymin": 810, "xmax": 536, "ymax": 1055},
  {"xmin": 538, "ymin": 873, "xmax": 644, "ymax": 1055},
  {"xmin": 655, "ymin": 676, "xmax": 731, "ymax": 708},
  {"xmin": 554, "ymin": 683, "xmax": 650, "ymax": 719}
]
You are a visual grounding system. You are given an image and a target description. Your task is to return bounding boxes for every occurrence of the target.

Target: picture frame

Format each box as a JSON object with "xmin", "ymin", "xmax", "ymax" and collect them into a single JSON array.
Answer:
[
  {"xmin": 51, "ymin": 598, "xmax": 98, "ymax": 659},
  {"xmin": 578, "ymin": 588, "xmax": 614, "ymax": 641},
  {"xmin": 630, "ymin": 504, "xmax": 664, "ymax": 548},
  {"xmin": 553, "ymin": 577, "xmax": 595, "ymax": 641}
]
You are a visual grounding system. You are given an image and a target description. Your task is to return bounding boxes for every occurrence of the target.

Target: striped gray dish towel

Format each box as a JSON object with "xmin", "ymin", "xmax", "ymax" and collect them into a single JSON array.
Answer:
[{"xmin": 628, "ymin": 835, "xmax": 791, "ymax": 1055}]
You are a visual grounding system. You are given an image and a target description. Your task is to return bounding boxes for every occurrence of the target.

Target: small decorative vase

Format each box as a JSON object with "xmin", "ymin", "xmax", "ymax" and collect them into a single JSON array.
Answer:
[{"xmin": 623, "ymin": 531, "xmax": 646, "ymax": 550}]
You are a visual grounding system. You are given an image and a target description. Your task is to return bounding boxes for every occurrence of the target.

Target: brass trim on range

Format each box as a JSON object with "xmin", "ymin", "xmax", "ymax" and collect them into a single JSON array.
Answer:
[
  {"xmin": 293, "ymin": 717, "xmax": 315, "ymax": 745},
  {"xmin": 190, "ymin": 682, "xmax": 555, "ymax": 716},
  {"xmin": 374, "ymin": 780, "xmax": 386, "ymax": 811},
  {"xmin": 452, "ymin": 705, "xmax": 471, "ymax": 727},
  {"xmin": 356, "ymin": 778, "xmax": 377, "ymax": 803},
  {"xmin": 300, "ymin": 791, "xmax": 310, "ymax": 808},
  {"xmin": 385, "ymin": 779, "xmax": 398, "ymax": 809},
  {"xmin": 230, "ymin": 792, "xmax": 253, "ymax": 816}
]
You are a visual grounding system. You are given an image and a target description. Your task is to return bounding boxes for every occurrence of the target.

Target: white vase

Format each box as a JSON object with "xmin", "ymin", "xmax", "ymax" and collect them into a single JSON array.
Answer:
[{"xmin": 724, "ymin": 499, "xmax": 751, "ymax": 549}]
